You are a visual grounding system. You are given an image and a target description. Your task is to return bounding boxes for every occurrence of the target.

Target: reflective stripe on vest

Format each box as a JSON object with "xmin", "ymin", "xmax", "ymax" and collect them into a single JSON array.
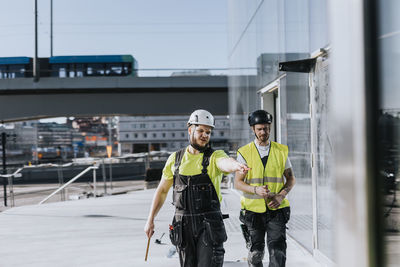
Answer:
[{"xmin": 238, "ymin": 141, "xmax": 290, "ymax": 213}]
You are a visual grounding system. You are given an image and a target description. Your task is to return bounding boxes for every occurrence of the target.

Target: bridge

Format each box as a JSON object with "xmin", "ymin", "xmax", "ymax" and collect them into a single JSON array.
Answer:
[{"xmin": 0, "ymin": 76, "xmax": 228, "ymax": 122}]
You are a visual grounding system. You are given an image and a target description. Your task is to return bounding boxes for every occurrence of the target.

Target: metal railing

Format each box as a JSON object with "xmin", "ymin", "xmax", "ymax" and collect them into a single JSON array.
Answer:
[
  {"xmin": 38, "ymin": 164, "xmax": 98, "ymax": 205},
  {"xmin": 0, "ymin": 152, "xmax": 169, "ymax": 207},
  {"xmin": 0, "ymin": 167, "xmax": 23, "ymax": 207}
]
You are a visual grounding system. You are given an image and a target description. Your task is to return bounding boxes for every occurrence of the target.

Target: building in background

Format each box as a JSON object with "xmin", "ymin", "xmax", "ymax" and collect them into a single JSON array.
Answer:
[
  {"xmin": 69, "ymin": 117, "xmax": 117, "ymax": 158},
  {"xmin": 0, "ymin": 123, "xmax": 36, "ymax": 166},
  {"xmin": 2, "ymin": 114, "xmax": 230, "ymax": 166},
  {"xmin": 0, "ymin": 116, "xmax": 119, "ymax": 166},
  {"xmin": 118, "ymin": 115, "xmax": 230, "ymax": 153},
  {"xmin": 35, "ymin": 122, "xmax": 82, "ymax": 162}
]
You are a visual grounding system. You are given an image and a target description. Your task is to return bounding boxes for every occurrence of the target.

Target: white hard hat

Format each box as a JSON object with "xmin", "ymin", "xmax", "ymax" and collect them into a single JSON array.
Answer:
[{"xmin": 187, "ymin": 109, "xmax": 215, "ymax": 128}]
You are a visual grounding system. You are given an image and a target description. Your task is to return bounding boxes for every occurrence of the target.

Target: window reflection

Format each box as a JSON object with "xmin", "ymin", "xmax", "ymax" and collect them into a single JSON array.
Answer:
[
  {"xmin": 228, "ymin": 0, "xmax": 330, "ymax": 254},
  {"xmin": 378, "ymin": 0, "xmax": 400, "ymax": 265}
]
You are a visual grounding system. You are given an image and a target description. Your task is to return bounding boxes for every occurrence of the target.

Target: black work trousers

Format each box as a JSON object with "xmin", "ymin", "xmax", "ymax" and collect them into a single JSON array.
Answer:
[
  {"xmin": 241, "ymin": 207, "xmax": 290, "ymax": 267},
  {"xmin": 171, "ymin": 213, "xmax": 226, "ymax": 267}
]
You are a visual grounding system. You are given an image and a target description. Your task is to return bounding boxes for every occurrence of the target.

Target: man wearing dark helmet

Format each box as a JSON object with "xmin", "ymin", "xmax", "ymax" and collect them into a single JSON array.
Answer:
[{"xmin": 234, "ymin": 110, "xmax": 296, "ymax": 267}]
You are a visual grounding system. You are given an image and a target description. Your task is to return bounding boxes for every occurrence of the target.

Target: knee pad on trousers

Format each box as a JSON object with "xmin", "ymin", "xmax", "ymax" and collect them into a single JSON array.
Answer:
[
  {"xmin": 248, "ymin": 250, "xmax": 264, "ymax": 266},
  {"xmin": 268, "ymin": 239, "xmax": 287, "ymax": 254},
  {"xmin": 269, "ymin": 247, "xmax": 286, "ymax": 258}
]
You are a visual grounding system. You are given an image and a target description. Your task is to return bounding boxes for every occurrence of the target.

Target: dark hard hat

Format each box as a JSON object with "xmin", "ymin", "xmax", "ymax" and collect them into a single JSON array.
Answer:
[{"xmin": 248, "ymin": 110, "xmax": 273, "ymax": 126}]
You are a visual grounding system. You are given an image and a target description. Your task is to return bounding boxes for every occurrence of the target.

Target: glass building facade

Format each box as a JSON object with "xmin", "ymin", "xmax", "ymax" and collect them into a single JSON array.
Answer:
[
  {"xmin": 228, "ymin": 0, "xmax": 332, "ymax": 262},
  {"xmin": 229, "ymin": 0, "xmax": 400, "ymax": 266}
]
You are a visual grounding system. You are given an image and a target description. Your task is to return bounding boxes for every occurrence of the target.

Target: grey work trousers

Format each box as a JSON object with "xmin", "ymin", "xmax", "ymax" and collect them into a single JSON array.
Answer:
[
  {"xmin": 241, "ymin": 207, "xmax": 290, "ymax": 267},
  {"xmin": 171, "ymin": 213, "xmax": 227, "ymax": 267}
]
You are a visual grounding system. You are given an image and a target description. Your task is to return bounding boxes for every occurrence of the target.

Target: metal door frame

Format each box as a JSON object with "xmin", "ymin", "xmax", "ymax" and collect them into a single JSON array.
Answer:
[
  {"xmin": 309, "ymin": 54, "xmax": 335, "ymax": 266},
  {"xmin": 258, "ymin": 74, "xmax": 286, "ymax": 143}
]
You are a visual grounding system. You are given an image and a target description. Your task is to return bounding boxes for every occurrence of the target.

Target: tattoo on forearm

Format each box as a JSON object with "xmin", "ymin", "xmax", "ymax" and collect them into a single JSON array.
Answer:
[
  {"xmin": 284, "ymin": 168, "xmax": 294, "ymax": 178},
  {"xmin": 281, "ymin": 168, "xmax": 295, "ymax": 195},
  {"xmin": 281, "ymin": 187, "xmax": 291, "ymax": 194}
]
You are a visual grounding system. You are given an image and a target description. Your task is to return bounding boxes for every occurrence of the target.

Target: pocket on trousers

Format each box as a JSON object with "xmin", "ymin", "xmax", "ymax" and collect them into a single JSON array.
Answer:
[
  {"xmin": 173, "ymin": 184, "xmax": 187, "ymax": 210},
  {"xmin": 204, "ymin": 218, "xmax": 228, "ymax": 245},
  {"xmin": 169, "ymin": 220, "xmax": 183, "ymax": 246},
  {"xmin": 239, "ymin": 209, "xmax": 246, "ymax": 224},
  {"xmin": 193, "ymin": 183, "xmax": 213, "ymax": 211},
  {"xmin": 242, "ymin": 210, "xmax": 258, "ymax": 229},
  {"xmin": 281, "ymin": 207, "xmax": 290, "ymax": 223}
]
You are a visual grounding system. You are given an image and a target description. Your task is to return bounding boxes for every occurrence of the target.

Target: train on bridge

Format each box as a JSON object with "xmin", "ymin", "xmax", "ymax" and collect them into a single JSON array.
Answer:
[{"xmin": 0, "ymin": 54, "xmax": 138, "ymax": 79}]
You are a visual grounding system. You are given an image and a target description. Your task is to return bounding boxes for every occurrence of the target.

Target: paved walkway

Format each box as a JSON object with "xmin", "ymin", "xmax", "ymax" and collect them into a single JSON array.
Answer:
[{"xmin": 0, "ymin": 188, "xmax": 322, "ymax": 266}]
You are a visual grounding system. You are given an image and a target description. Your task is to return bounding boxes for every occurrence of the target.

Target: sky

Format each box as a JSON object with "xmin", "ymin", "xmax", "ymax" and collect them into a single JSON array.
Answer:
[
  {"xmin": 0, "ymin": 0, "xmax": 228, "ymax": 123},
  {"xmin": 0, "ymin": 0, "xmax": 228, "ymax": 73}
]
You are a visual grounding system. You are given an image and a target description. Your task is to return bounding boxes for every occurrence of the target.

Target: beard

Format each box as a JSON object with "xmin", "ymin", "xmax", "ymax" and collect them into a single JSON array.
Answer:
[
  {"xmin": 256, "ymin": 134, "xmax": 269, "ymax": 142},
  {"xmin": 189, "ymin": 135, "xmax": 209, "ymax": 152}
]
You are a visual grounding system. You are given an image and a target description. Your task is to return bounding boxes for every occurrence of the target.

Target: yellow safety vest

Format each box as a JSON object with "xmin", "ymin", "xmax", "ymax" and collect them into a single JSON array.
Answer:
[{"xmin": 237, "ymin": 141, "xmax": 290, "ymax": 213}]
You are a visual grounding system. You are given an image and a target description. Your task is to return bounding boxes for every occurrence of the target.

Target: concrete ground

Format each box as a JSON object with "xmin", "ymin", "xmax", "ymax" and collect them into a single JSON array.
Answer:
[{"xmin": 0, "ymin": 188, "xmax": 322, "ymax": 266}]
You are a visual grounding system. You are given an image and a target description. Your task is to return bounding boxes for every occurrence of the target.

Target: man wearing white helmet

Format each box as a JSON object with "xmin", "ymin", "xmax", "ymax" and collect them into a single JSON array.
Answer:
[{"xmin": 145, "ymin": 109, "xmax": 249, "ymax": 267}]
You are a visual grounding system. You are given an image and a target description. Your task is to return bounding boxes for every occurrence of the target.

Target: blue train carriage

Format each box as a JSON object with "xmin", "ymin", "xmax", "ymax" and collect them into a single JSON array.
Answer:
[
  {"xmin": 0, "ymin": 57, "xmax": 33, "ymax": 79},
  {"xmin": 49, "ymin": 55, "xmax": 138, "ymax": 78}
]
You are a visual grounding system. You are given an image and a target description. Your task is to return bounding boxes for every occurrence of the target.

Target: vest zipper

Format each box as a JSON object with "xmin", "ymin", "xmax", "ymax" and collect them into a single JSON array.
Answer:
[
  {"xmin": 187, "ymin": 176, "xmax": 198, "ymax": 236},
  {"xmin": 187, "ymin": 176, "xmax": 192, "ymax": 214}
]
